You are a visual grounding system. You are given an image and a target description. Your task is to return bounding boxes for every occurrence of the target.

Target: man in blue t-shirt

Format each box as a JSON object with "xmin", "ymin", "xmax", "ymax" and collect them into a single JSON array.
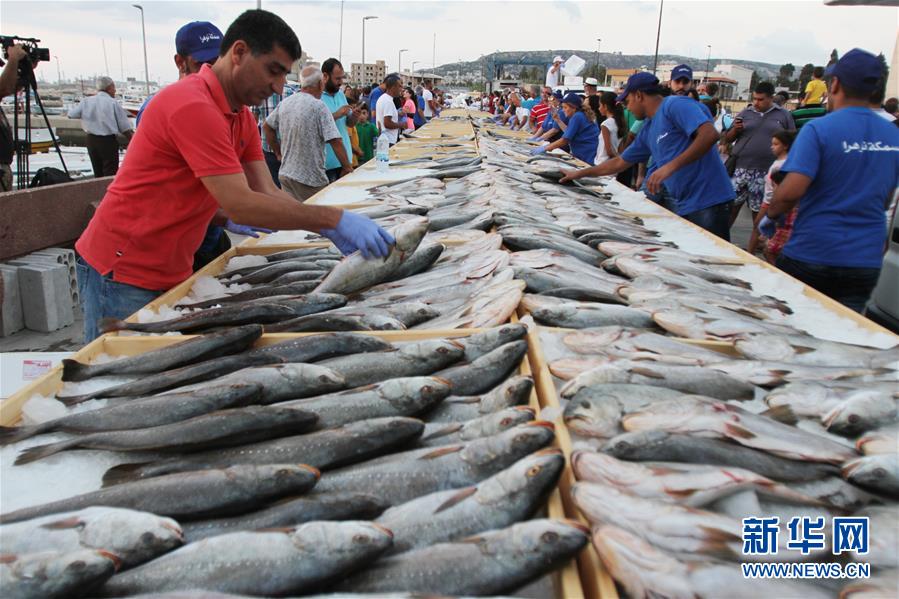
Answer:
[
  {"xmin": 561, "ymin": 72, "xmax": 735, "ymax": 240},
  {"xmin": 765, "ymin": 48, "xmax": 899, "ymax": 313},
  {"xmin": 320, "ymin": 58, "xmax": 354, "ymax": 182}
]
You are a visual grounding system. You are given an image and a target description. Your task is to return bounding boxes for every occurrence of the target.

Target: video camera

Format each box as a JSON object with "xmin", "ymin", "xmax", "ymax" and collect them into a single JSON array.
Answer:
[{"xmin": 0, "ymin": 35, "xmax": 51, "ymax": 70}]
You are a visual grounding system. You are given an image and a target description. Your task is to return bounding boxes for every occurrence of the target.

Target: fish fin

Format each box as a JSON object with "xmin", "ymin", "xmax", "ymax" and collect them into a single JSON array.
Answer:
[
  {"xmin": 40, "ymin": 516, "xmax": 84, "ymax": 530},
  {"xmin": 102, "ymin": 462, "xmax": 150, "ymax": 487},
  {"xmin": 419, "ymin": 446, "xmax": 464, "ymax": 459},
  {"xmin": 760, "ymin": 405, "xmax": 797, "ymax": 425},
  {"xmin": 0, "ymin": 424, "xmax": 46, "ymax": 446},
  {"xmin": 791, "ymin": 345, "xmax": 816, "ymax": 354},
  {"xmin": 60, "ymin": 359, "xmax": 93, "ymax": 382},
  {"xmin": 434, "ymin": 487, "xmax": 477, "ymax": 513},
  {"xmin": 14, "ymin": 439, "xmax": 78, "ymax": 465},
  {"xmin": 98, "ymin": 318, "xmax": 129, "ymax": 333},
  {"xmin": 0, "ymin": 554, "xmax": 16, "ymax": 564},
  {"xmin": 55, "ymin": 393, "xmax": 97, "ymax": 407},
  {"xmin": 422, "ymin": 424, "xmax": 463, "ymax": 440},
  {"xmin": 253, "ymin": 527, "xmax": 296, "ymax": 534},
  {"xmin": 697, "ymin": 525, "xmax": 741, "ymax": 543},
  {"xmin": 664, "ymin": 487, "xmax": 697, "ymax": 499},
  {"xmin": 699, "ymin": 542, "xmax": 740, "ymax": 561},
  {"xmin": 724, "ymin": 423, "xmax": 757, "ymax": 440},
  {"xmin": 629, "ymin": 366, "xmax": 665, "ymax": 379}
]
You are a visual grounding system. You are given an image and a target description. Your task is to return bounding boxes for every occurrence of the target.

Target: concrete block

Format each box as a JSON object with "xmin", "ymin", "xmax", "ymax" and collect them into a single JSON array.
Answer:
[
  {"xmin": 9, "ymin": 256, "xmax": 64, "ymax": 268},
  {"xmin": 17, "ymin": 263, "xmax": 74, "ymax": 333},
  {"xmin": 33, "ymin": 248, "xmax": 76, "ymax": 266},
  {"xmin": 0, "ymin": 265, "xmax": 25, "ymax": 337}
]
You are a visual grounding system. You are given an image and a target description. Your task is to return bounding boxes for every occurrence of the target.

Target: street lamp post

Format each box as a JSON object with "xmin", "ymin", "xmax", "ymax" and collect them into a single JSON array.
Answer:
[
  {"xmin": 596, "ymin": 37, "xmax": 601, "ymax": 80},
  {"xmin": 398, "ymin": 48, "xmax": 408, "ymax": 80},
  {"xmin": 132, "ymin": 4, "xmax": 150, "ymax": 96},
  {"xmin": 338, "ymin": 0, "xmax": 344, "ymax": 62},
  {"xmin": 652, "ymin": 0, "xmax": 664, "ymax": 74},
  {"xmin": 705, "ymin": 45, "xmax": 712, "ymax": 85},
  {"xmin": 54, "ymin": 55, "xmax": 61, "ymax": 84},
  {"xmin": 412, "ymin": 61, "xmax": 419, "ymax": 85},
  {"xmin": 361, "ymin": 15, "xmax": 378, "ymax": 86}
]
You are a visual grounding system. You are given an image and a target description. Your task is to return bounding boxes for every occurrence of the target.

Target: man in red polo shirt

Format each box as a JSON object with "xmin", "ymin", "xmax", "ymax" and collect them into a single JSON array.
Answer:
[{"xmin": 75, "ymin": 10, "xmax": 393, "ymax": 342}]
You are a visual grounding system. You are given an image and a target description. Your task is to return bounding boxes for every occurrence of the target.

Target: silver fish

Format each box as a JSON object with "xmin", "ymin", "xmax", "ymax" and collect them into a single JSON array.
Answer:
[
  {"xmin": 842, "ymin": 454, "xmax": 899, "ymax": 498},
  {"xmin": 1, "ymin": 549, "xmax": 119, "ymax": 599}
]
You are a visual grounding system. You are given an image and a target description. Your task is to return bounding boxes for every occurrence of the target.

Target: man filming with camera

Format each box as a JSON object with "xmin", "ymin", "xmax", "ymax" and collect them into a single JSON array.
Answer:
[{"xmin": 0, "ymin": 43, "xmax": 26, "ymax": 191}]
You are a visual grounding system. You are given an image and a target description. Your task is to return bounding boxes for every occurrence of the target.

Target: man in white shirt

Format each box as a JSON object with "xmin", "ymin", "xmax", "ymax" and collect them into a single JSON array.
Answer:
[
  {"xmin": 376, "ymin": 74, "xmax": 404, "ymax": 145},
  {"xmin": 422, "ymin": 80, "xmax": 435, "ymax": 121},
  {"xmin": 67, "ymin": 76, "xmax": 133, "ymax": 177},
  {"xmin": 545, "ymin": 56, "xmax": 563, "ymax": 88}
]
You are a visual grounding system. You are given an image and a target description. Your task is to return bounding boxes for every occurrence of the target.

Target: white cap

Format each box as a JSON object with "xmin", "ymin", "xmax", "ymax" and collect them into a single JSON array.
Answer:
[
  {"xmin": 584, "ymin": 77, "xmax": 599, "ymax": 86},
  {"xmin": 553, "ymin": 55, "xmax": 563, "ymax": 63}
]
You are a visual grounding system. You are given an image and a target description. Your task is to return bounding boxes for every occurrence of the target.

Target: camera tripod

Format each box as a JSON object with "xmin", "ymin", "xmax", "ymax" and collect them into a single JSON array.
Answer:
[{"xmin": 11, "ymin": 58, "xmax": 68, "ymax": 189}]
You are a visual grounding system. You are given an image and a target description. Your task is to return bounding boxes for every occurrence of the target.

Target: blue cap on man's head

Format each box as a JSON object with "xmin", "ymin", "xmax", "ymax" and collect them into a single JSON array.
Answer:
[
  {"xmin": 561, "ymin": 92, "xmax": 583, "ymax": 107},
  {"xmin": 616, "ymin": 72, "xmax": 660, "ymax": 102},
  {"xmin": 176, "ymin": 21, "xmax": 223, "ymax": 63},
  {"xmin": 671, "ymin": 64, "xmax": 693, "ymax": 82},
  {"xmin": 824, "ymin": 48, "xmax": 884, "ymax": 93},
  {"xmin": 552, "ymin": 90, "xmax": 564, "ymax": 100}
]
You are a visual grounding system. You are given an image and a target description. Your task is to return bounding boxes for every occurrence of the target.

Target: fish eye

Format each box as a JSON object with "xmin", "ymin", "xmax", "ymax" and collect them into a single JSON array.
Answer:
[
  {"xmin": 847, "ymin": 414, "xmax": 859, "ymax": 424},
  {"xmin": 501, "ymin": 418, "xmax": 513, "ymax": 426},
  {"xmin": 140, "ymin": 532, "xmax": 156, "ymax": 545},
  {"xmin": 874, "ymin": 468, "xmax": 886, "ymax": 477},
  {"xmin": 352, "ymin": 534, "xmax": 371, "ymax": 544},
  {"xmin": 70, "ymin": 560, "xmax": 86, "ymax": 571},
  {"xmin": 580, "ymin": 401, "xmax": 590, "ymax": 409},
  {"xmin": 541, "ymin": 531, "xmax": 559, "ymax": 543},
  {"xmin": 527, "ymin": 466, "xmax": 542, "ymax": 477},
  {"xmin": 423, "ymin": 386, "xmax": 433, "ymax": 393}
]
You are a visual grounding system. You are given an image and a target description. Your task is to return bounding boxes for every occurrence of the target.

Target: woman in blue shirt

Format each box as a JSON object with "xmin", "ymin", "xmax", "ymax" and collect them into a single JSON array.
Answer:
[{"xmin": 530, "ymin": 93, "xmax": 599, "ymax": 165}]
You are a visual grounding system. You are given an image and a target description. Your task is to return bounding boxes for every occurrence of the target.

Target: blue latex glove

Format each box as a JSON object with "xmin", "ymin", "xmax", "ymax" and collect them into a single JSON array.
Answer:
[
  {"xmin": 528, "ymin": 135, "xmax": 541, "ymax": 141},
  {"xmin": 321, "ymin": 211, "xmax": 395, "ymax": 258},
  {"xmin": 757, "ymin": 215, "xmax": 781, "ymax": 238},
  {"xmin": 530, "ymin": 146, "xmax": 547, "ymax": 156},
  {"xmin": 224, "ymin": 219, "xmax": 274, "ymax": 238}
]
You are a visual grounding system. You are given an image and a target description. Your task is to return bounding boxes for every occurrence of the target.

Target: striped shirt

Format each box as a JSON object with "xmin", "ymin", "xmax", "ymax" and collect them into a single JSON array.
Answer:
[{"xmin": 531, "ymin": 102, "xmax": 551, "ymax": 128}]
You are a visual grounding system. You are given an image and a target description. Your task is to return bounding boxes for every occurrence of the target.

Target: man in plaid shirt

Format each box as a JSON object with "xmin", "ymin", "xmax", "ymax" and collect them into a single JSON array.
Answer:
[{"xmin": 253, "ymin": 81, "xmax": 298, "ymax": 187}]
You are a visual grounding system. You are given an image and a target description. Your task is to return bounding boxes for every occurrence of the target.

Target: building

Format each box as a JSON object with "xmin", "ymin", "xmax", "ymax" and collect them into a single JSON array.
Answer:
[
  {"xmin": 289, "ymin": 52, "xmax": 318, "ymax": 82},
  {"xmin": 351, "ymin": 60, "xmax": 387, "ymax": 86},
  {"xmin": 604, "ymin": 68, "xmax": 642, "ymax": 88},
  {"xmin": 399, "ymin": 71, "xmax": 444, "ymax": 87},
  {"xmin": 714, "ymin": 64, "xmax": 753, "ymax": 100}
]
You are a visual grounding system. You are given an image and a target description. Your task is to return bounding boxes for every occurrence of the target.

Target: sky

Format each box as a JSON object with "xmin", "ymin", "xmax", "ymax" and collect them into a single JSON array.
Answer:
[{"xmin": 2, "ymin": 0, "xmax": 896, "ymax": 85}]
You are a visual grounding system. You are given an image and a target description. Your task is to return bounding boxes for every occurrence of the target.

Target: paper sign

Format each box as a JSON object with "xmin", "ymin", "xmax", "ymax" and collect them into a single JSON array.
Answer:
[{"xmin": 22, "ymin": 359, "xmax": 52, "ymax": 380}]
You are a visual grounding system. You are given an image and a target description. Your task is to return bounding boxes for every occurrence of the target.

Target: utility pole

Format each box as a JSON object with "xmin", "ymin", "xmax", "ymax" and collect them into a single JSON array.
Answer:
[
  {"xmin": 596, "ymin": 38, "xmax": 601, "ymax": 77},
  {"xmin": 102, "ymin": 39, "xmax": 110, "ymax": 75},
  {"xmin": 338, "ymin": 0, "xmax": 344, "ymax": 63},
  {"xmin": 361, "ymin": 16, "xmax": 378, "ymax": 86},
  {"xmin": 432, "ymin": 33, "xmax": 436, "ymax": 73},
  {"xmin": 54, "ymin": 55, "xmax": 61, "ymax": 84},
  {"xmin": 652, "ymin": 0, "xmax": 664, "ymax": 75},
  {"xmin": 132, "ymin": 4, "xmax": 150, "ymax": 95},
  {"xmin": 119, "ymin": 38, "xmax": 124, "ymax": 80},
  {"xmin": 705, "ymin": 45, "xmax": 712, "ymax": 84},
  {"xmin": 398, "ymin": 49, "xmax": 408, "ymax": 79}
]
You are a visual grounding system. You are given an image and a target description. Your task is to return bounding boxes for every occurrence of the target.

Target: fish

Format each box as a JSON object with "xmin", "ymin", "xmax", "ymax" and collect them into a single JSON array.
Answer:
[
  {"xmin": 0, "ymin": 464, "xmax": 320, "ymax": 525},
  {"xmin": 433, "ymin": 341, "xmax": 527, "ymax": 396},
  {"xmin": 571, "ymin": 451, "xmax": 826, "ymax": 507},
  {"xmin": 174, "ymin": 283, "xmax": 320, "ymax": 310},
  {"xmin": 561, "ymin": 326, "xmax": 731, "ymax": 365},
  {"xmin": 221, "ymin": 261, "xmax": 330, "ymax": 285},
  {"xmin": 317, "ymin": 338, "xmax": 464, "ymax": 388},
  {"xmin": 852, "ymin": 506, "xmax": 898, "ymax": 568},
  {"xmin": 269, "ymin": 271, "xmax": 331, "ymax": 286},
  {"xmin": 333, "ymin": 519, "xmax": 588, "ymax": 595},
  {"xmin": 263, "ymin": 247, "xmax": 341, "ymax": 263},
  {"xmin": 264, "ymin": 310, "xmax": 405, "ymax": 332},
  {"xmin": 602, "ymin": 430, "xmax": 840, "ymax": 483},
  {"xmin": 842, "ymin": 454, "xmax": 899, "ymax": 498},
  {"xmin": 102, "ymin": 417, "xmax": 424, "ymax": 485},
  {"xmin": 314, "ymin": 217, "xmax": 429, "ymax": 295},
  {"xmin": 1, "ymin": 549, "xmax": 119, "ymax": 599},
  {"xmin": 99, "ymin": 294, "xmax": 347, "ymax": 334},
  {"xmin": 592, "ymin": 525, "xmax": 694, "ymax": 599},
  {"xmin": 376, "ymin": 448, "xmax": 564, "ymax": 553},
  {"xmin": 708, "ymin": 359, "xmax": 888, "ymax": 387},
  {"xmin": 14, "ymin": 406, "xmax": 319, "ymax": 465},
  {"xmin": 840, "ymin": 570, "xmax": 899, "ymax": 599},
  {"xmin": 735, "ymin": 333, "xmax": 899, "ymax": 369},
  {"xmin": 689, "ymin": 564, "xmax": 835, "ymax": 599},
  {"xmin": 98, "ymin": 522, "xmax": 393, "ymax": 597},
  {"xmin": 0, "ymin": 383, "xmax": 263, "ymax": 445},
  {"xmin": 513, "ymin": 269, "xmax": 626, "ymax": 304},
  {"xmin": 562, "ymin": 383, "xmax": 687, "ymax": 439},
  {"xmin": 313, "ymin": 422, "xmax": 555, "ymax": 506},
  {"xmin": 820, "ymin": 390, "xmax": 898, "ymax": 437},
  {"xmin": 424, "ymin": 375, "xmax": 534, "ymax": 422},
  {"xmin": 622, "ymin": 396, "xmax": 859, "ymax": 465},
  {"xmin": 558, "ymin": 361, "xmax": 757, "ymax": 400},
  {"xmin": 169, "ymin": 363, "xmax": 346, "ymax": 404},
  {"xmin": 453, "ymin": 323, "xmax": 527, "ymax": 361},
  {"xmin": 383, "ymin": 243, "xmax": 445, "ymax": 282},
  {"xmin": 856, "ymin": 422, "xmax": 899, "ymax": 455},
  {"xmin": 56, "ymin": 354, "xmax": 279, "ymax": 405},
  {"xmin": 278, "ymin": 378, "xmax": 450, "ymax": 429},
  {"xmin": 180, "ymin": 493, "xmax": 389, "ymax": 542},
  {"xmin": 60, "ymin": 325, "xmax": 263, "ymax": 381},
  {"xmin": 0, "ymin": 507, "xmax": 182, "ymax": 568},
  {"xmin": 419, "ymin": 407, "xmax": 536, "ymax": 447},
  {"xmin": 522, "ymin": 295, "xmax": 653, "ymax": 328},
  {"xmin": 244, "ymin": 331, "xmax": 394, "ymax": 363}
]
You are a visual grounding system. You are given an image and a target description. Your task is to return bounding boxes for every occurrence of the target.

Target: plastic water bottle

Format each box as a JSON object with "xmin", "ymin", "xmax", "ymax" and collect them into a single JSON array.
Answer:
[{"xmin": 376, "ymin": 132, "xmax": 390, "ymax": 173}]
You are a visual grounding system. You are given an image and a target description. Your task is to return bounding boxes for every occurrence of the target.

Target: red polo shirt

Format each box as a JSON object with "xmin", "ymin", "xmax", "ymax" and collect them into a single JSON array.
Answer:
[
  {"xmin": 76, "ymin": 65, "xmax": 263, "ymax": 290},
  {"xmin": 531, "ymin": 102, "xmax": 550, "ymax": 128}
]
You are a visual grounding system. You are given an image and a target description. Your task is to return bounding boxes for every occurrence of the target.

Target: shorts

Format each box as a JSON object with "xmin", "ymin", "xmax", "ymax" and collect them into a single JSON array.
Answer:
[{"xmin": 731, "ymin": 168, "xmax": 766, "ymax": 212}]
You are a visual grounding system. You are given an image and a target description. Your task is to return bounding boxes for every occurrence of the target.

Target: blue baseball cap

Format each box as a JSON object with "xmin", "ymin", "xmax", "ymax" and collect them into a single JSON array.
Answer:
[
  {"xmin": 616, "ymin": 72, "xmax": 660, "ymax": 102},
  {"xmin": 824, "ymin": 48, "xmax": 884, "ymax": 93},
  {"xmin": 671, "ymin": 64, "xmax": 693, "ymax": 82},
  {"xmin": 561, "ymin": 92, "xmax": 583, "ymax": 108},
  {"xmin": 552, "ymin": 90, "xmax": 564, "ymax": 100},
  {"xmin": 176, "ymin": 21, "xmax": 223, "ymax": 63}
]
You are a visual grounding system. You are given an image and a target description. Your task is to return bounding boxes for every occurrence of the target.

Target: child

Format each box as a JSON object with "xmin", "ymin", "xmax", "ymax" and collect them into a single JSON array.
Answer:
[
  {"xmin": 749, "ymin": 129, "xmax": 797, "ymax": 259},
  {"xmin": 346, "ymin": 109, "xmax": 362, "ymax": 168},
  {"xmin": 355, "ymin": 104, "xmax": 379, "ymax": 164}
]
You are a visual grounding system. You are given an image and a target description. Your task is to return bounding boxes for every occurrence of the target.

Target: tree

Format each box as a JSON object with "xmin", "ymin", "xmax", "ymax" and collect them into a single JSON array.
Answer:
[
  {"xmin": 750, "ymin": 69, "xmax": 761, "ymax": 92},
  {"xmin": 827, "ymin": 49, "xmax": 839, "ymax": 67},
  {"xmin": 777, "ymin": 63, "xmax": 796, "ymax": 87},
  {"xmin": 877, "ymin": 52, "xmax": 889, "ymax": 82}
]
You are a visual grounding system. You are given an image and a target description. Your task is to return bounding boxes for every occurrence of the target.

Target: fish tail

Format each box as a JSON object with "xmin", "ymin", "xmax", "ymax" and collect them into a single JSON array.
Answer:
[
  {"xmin": 102, "ymin": 462, "xmax": 150, "ymax": 487},
  {"xmin": 56, "ymin": 392, "xmax": 99, "ymax": 407},
  {"xmin": 14, "ymin": 439, "xmax": 79, "ymax": 465},
  {"xmin": 60, "ymin": 359, "xmax": 94, "ymax": 382},
  {"xmin": 0, "ymin": 423, "xmax": 48, "ymax": 445},
  {"xmin": 98, "ymin": 317, "xmax": 130, "ymax": 333}
]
